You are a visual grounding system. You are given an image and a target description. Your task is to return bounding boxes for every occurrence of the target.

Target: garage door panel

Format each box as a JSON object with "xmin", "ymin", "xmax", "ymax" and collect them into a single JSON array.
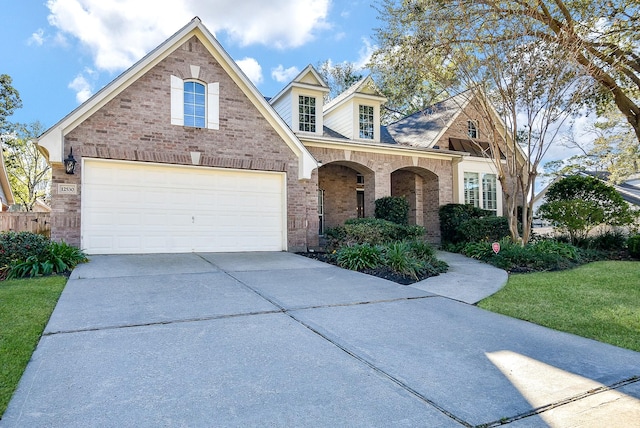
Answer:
[{"xmin": 82, "ymin": 159, "xmax": 285, "ymax": 254}]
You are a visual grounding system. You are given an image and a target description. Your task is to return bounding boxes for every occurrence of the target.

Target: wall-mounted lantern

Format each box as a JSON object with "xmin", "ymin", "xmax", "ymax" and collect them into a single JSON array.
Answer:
[{"xmin": 64, "ymin": 147, "xmax": 77, "ymax": 174}]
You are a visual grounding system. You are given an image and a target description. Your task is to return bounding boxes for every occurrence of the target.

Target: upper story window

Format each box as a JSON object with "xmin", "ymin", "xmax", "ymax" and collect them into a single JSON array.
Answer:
[
  {"xmin": 299, "ymin": 95, "xmax": 316, "ymax": 132},
  {"xmin": 171, "ymin": 75, "xmax": 219, "ymax": 130},
  {"xmin": 468, "ymin": 120, "xmax": 479, "ymax": 139},
  {"xmin": 359, "ymin": 105, "xmax": 374, "ymax": 139},
  {"xmin": 184, "ymin": 81, "xmax": 206, "ymax": 128}
]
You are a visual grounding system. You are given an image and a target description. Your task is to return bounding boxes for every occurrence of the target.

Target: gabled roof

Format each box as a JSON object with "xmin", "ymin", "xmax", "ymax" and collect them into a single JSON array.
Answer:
[
  {"xmin": 38, "ymin": 17, "xmax": 318, "ymax": 179},
  {"xmin": 323, "ymin": 76, "xmax": 387, "ymax": 114},
  {"xmin": 269, "ymin": 65, "xmax": 330, "ymax": 105},
  {"xmin": 383, "ymin": 92, "xmax": 471, "ymax": 148}
]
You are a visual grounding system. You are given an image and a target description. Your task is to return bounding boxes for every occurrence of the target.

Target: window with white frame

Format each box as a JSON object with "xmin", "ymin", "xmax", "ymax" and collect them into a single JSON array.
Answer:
[
  {"xmin": 359, "ymin": 105, "xmax": 374, "ymax": 139},
  {"xmin": 468, "ymin": 120, "xmax": 478, "ymax": 139},
  {"xmin": 170, "ymin": 75, "xmax": 219, "ymax": 130},
  {"xmin": 464, "ymin": 172, "xmax": 498, "ymax": 214},
  {"xmin": 298, "ymin": 95, "xmax": 316, "ymax": 132},
  {"xmin": 464, "ymin": 172, "xmax": 480, "ymax": 208},
  {"xmin": 482, "ymin": 173, "xmax": 497, "ymax": 212},
  {"xmin": 184, "ymin": 81, "xmax": 206, "ymax": 128}
]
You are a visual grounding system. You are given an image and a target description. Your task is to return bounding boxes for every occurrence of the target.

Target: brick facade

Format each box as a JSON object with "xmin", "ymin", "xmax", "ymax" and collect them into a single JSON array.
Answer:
[
  {"xmin": 51, "ymin": 36, "xmax": 316, "ymax": 251},
  {"xmin": 308, "ymin": 144, "xmax": 454, "ymax": 242}
]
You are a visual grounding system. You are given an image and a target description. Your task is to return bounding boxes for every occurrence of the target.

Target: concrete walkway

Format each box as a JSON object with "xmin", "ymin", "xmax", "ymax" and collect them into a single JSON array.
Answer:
[
  {"xmin": 413, "ymin": 251, "xmax": 508, "ymax": 304},
  {"xmin": 2, "ymin": 252, "xmax": 639, "ymax": 427}
]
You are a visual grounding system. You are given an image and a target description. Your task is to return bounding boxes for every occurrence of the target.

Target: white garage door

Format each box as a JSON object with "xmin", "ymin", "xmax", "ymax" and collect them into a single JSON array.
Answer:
[{"xmin": 82, "ymin": 159, "xmax": 286, "ymax": 254}]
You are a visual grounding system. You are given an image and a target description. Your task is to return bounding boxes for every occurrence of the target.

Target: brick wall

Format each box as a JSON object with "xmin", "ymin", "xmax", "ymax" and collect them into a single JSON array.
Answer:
[
  {"xmin": 51, "ymin": 36, "xmax": 313, "ymax": 251},
  {"xmin": 308, "ymin": 145, "xmax": 454, "ymax": 243}
]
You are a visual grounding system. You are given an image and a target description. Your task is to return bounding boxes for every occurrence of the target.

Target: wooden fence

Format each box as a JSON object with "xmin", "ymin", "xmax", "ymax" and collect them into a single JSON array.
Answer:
[{"xmin": 0, "ymin": 212, "xmax": 51, "ymax": 237}]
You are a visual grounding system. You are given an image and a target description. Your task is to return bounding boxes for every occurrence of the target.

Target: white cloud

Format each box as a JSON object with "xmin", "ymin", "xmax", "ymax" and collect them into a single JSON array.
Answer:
[
  {"xmin": 68, "ymin": 73, "xmax": 93, "ymax": 103},
  {"xmin": 271, "ymin": 65, "xmax": 299, "ymax": 83},
  {"xmin": 28, "ymin": 29, "xmax": 45, "ymax": 46},
  {"xmin": 354, "ymin": 37, "xmax": 375, "ymax": 70},
  {"xmin": 45, "ymin": 0, "xmax": 331, "ymax": 73},
  {"xmin": 236, "ymin": 57, "xmax": 263, "ymax": 85}
]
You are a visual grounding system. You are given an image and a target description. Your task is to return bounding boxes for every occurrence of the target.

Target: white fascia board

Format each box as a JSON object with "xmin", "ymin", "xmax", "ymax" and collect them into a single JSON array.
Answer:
[
  {"xmin": 38, "ymin": 18, "xmax": 204, "ymax": 164},
  {"xmin": 195, "ymin": 23, "xmax": 318, "ymax": 179},
  {"xmin": 38, "ymin": 18, "xmax": 318, "ymax": 179}
]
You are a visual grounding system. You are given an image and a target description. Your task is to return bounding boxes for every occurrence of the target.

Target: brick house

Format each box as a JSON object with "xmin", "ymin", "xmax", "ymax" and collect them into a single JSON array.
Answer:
[{"xmin": 38, "ymin": 17, "xmax": 507, "ymax": 254}]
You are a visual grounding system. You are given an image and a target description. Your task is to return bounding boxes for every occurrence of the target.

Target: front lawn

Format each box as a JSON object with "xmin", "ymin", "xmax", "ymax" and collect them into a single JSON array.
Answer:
[
  {"xmin": 0, "ymin": 276, "xmax": 66, "ymax": 418},
  {"xmin": 478, "ymin": 261, "xmax": 640, "ymax": 352}
]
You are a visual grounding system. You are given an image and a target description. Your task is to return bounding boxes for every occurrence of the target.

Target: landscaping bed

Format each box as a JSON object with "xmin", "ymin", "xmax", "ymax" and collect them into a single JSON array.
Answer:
[
  {"xmin": 301, "ymin": 217, "xmax": 448, "ymax": 285},
  {"xmin": 299, "ymin": 250, "xmax": 444, "ymax": 285}
]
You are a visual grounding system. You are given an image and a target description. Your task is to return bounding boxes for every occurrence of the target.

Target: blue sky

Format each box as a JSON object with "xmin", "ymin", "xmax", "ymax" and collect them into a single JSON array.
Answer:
[{"xmin": 3, "ymin": 0, "xmax": 379, "ymax": 129}]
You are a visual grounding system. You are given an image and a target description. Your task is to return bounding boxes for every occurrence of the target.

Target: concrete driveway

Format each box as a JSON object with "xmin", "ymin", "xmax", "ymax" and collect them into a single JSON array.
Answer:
[{"xmin": 2, "ymin": 252, "xmax": 639, "ymax": 427}]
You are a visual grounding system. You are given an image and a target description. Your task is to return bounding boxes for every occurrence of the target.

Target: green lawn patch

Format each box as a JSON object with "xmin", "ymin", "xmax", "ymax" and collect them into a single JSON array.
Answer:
[
  {"xmin": 478, "ymin": 261, "xmax": 640, "ymax": 352},
  {"xmin": 0, "ymin": 276, "xmax": 66, "ymax": 418}
]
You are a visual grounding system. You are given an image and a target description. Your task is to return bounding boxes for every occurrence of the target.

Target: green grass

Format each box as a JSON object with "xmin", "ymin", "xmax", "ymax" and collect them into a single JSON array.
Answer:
[
  {"xmin": 478, "ymin": 261, "xmax": 640, "ymax": 352},
  {"xmin": 0, "ymin": 276, "xmax": 66, "ymax": 418}
]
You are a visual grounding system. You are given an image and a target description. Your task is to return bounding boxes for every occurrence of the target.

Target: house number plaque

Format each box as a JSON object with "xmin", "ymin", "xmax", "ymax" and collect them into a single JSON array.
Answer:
[{"xmin": 58, "ymin": 183, "xmax": 78, "ymax": 195}]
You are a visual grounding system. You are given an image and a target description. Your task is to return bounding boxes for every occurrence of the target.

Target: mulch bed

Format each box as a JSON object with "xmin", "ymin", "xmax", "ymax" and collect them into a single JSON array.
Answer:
[{"xmin": 297, "ymin": 252, "xmax": 437, "ymax": 285}]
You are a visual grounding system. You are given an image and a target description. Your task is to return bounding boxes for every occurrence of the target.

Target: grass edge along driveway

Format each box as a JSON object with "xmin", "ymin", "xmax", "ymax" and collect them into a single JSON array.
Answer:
[
  {"xmin": 479, "ymin": 260, "xmax": 640, "ymax": 353},
  {"xmin": 0, "ymin": 276, "xmax": 66, "ymax": 418}
]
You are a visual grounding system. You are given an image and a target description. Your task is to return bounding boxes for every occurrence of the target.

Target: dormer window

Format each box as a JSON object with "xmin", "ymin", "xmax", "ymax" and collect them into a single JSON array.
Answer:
[
  {"xmin": 468, "ymin": 120, "xmax": 478, "ymax": 139},
  {"xmin": 299, "ymin": 95, "xmax": 316, "ymax": 132},
  {"xmin": 184, "ymin": 81, "xmax": 206, "ymax": 128},
  {"xmin": 359, "ymin": 105, "xmax": 374, "ymax": 139}
]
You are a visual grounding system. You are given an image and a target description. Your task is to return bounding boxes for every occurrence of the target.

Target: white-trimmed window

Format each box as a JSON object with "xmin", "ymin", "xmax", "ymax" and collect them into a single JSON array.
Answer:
[
  {"xmin": 299, "ymin": 95, "xmax": 316, "ymax": 132},
  {"xmin": 464, "ymin": 172, "xmax": 497, "ymax": 214},
  {"xmin": 482, "ymin": 173, "xmax": 497, "ymax": 212},
  {"xmin": 468, "ymin": 120, "xmax": 478, "ymax": 139},
  {"xmin": 171, "ymin": 75, "xmax": 219, "ymax": 130},
  {"xmin": 359, "ymin": 105, "xmax": 374, "ymax": 139},
  {"xmin": 184, "ymin": 81, "xmax": 206, "ymax": 128}
]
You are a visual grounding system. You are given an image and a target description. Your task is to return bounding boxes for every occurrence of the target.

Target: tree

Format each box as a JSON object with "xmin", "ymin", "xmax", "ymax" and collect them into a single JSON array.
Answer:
[
  {"xmin": 545, "ymin": 109, "xmax": 640, "ymax": 183},
  {"xmin": 2, "ymin": 122, "xmax": 51, "ymax": 211},
  {"xmin": 0, "ymin": 74, "xmax": 22, "ymax": 134},
  {"xmin": 373, "ymin": 0, "xmax": 588, "ymax": 244},
  {"xmin": 374, "ymin": 0, "xmax": 640, "ymax": 143},
  {"xmin": 316, "ymin": 60, "xmax": 363, "ymax": 101},
  {"xmin": 538, "ymin": 175, "xmax": 636, "ymax": 243}
]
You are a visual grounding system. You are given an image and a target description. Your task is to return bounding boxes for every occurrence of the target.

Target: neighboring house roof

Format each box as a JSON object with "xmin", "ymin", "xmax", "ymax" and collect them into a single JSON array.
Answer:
[
  {"xmin": 0, "ymin": 148, "xmax": 14, "ymax": 210},
  {"xmin": 38, "ymin": 17, "xmax": 318, "ymax": 179},
  {"xmin": 533, "ymin": 171, "xmax": 640, "ymax": 209},
  {"xmin": 383, "ymin": 92, "xmax": 471, "ymax": 148},
  {"xmin": 580, "ymin": 171, "xmax": 640, "ymax": 206}
]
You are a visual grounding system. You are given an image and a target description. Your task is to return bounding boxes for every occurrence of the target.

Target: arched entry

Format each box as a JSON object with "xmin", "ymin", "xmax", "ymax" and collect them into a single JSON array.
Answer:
[
  {"xmin": 317, "ymin": 161, "xmax": 375, "ymax": 233},
  {"xmin": 391, "ymin": 167, "xmax": 440, "ymax": 241}
]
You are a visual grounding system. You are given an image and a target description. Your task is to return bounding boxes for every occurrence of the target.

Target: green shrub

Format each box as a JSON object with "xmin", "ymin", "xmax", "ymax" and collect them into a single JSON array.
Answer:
[
  {"xmin": 439, "ymin": 204, "xmax": 490, "ymax": 244},
  {"xmin": 628, "ymin": 235, "xmax": 640, "ymax": 258},
  {"xmin": 326, "ymin": 218, "xmax": 425, "ymax": 250},
  {"xmin": 381, "ymin": 241, "xmax": 424, "ymax": 280},
  {"xmin": 406, "ymin": 239, "xmax": 436, "ymax": 260},
  {"xmin": 457, "ymin": 216, "xmax": 510, "ymax": 243},
  {"xmin": 47, "ymin": 241, "xmax": 88, "ymax": 270},
  {"xmin": 2, "ymin": 237, "xmax": 88, "ymax": 280},
  {"xmin": 461, "ymin": 241, "xmax": 494, "ymax": 261},
  {"xmin": 0, "ymin": 232, "xmax": 50, "ymax": 268},
  {"xmin": 336, "ymin": 244, "xmax": 382, "ymax": 271},
  {"xmin": 538, "ymin": 175, "xmax": 636, "ymax": 244},
  {"xmin": 531, "ymin": 239, "xmax": 579, "ymax": 261},
  {"xmin": 460, "ymin": 238, "xmax": 582, "ymax": 272},
  {"xmin": 375, "ymin": 196, "xmax": 410, "ymax": 225},
  {"xmin": 579, "ymin": 230, "xmax": 628, "ymax": 251}
]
